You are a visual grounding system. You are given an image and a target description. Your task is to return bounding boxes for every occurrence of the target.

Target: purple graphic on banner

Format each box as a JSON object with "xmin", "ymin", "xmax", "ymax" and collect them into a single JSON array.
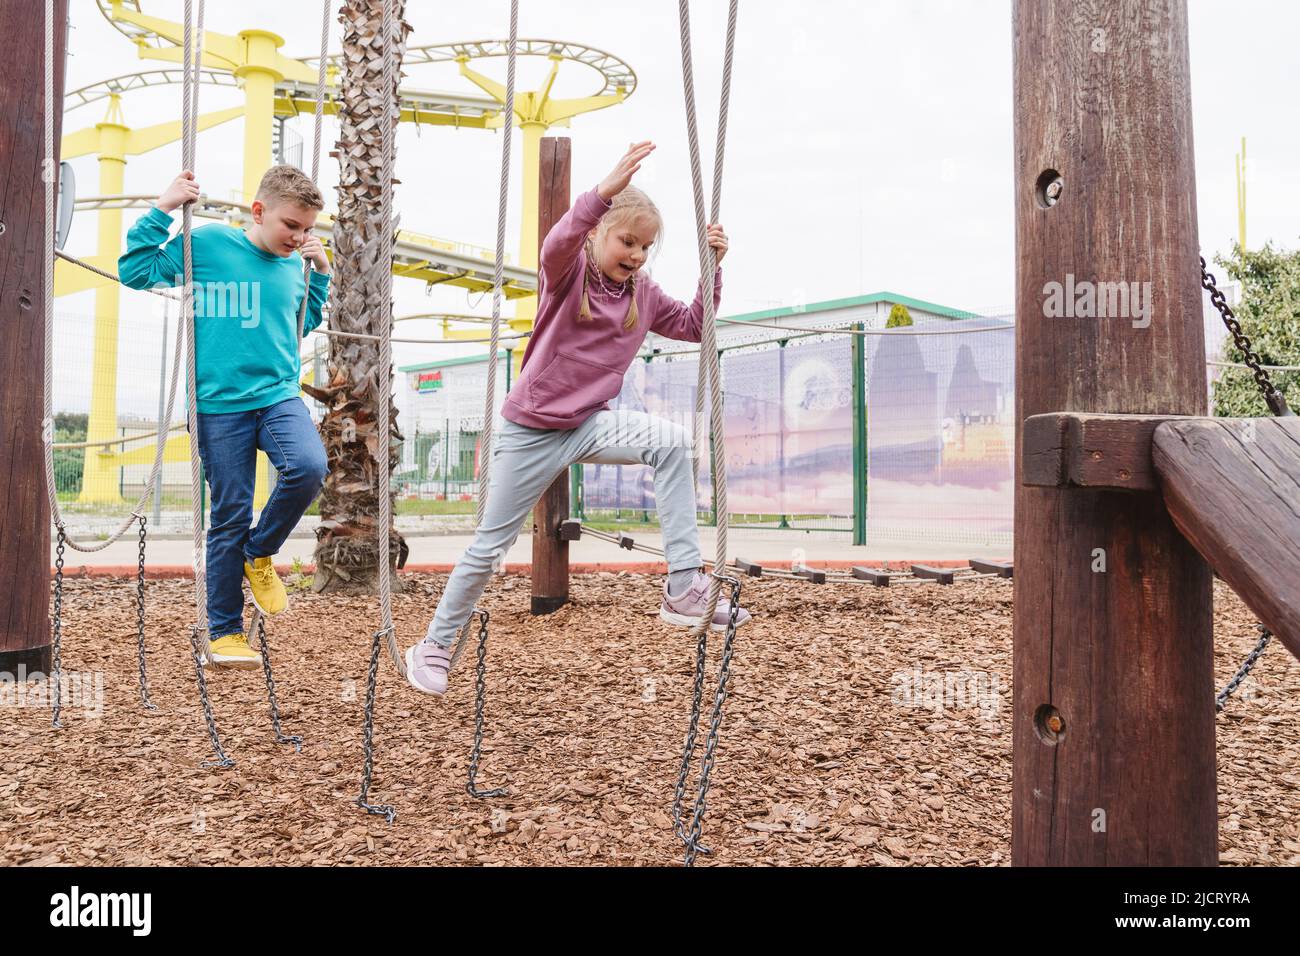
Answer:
[
  {"xmin": 582, "ymin": 319, "xmax": 1014, "ymax": 550},
  {"xmin": 864, "ymin": 324, "xmax": 1014, "ymax": 547}
]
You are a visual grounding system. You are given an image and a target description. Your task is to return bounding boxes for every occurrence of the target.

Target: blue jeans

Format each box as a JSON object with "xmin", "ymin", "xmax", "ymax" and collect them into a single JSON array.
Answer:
[{"xmin": 195, "ymin": 397, "xmax": 327, "ymax": 638}]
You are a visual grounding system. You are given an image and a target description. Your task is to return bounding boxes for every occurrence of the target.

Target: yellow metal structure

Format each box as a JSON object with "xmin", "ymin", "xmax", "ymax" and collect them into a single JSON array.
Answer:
[
  {"xmin": 457, "ymin": 50, "xmax": 629, "ymax": 334},
  {"xmin": 65, "ymin": 3, "xmax": 635, "ymax": 501},
  {"xmin": 1235, "ymin": 136, "xmax": 1247, "ymax": 251},
  {"xmin": 59, "ymin": 94, "xmax": 248, "ymax": 502}
]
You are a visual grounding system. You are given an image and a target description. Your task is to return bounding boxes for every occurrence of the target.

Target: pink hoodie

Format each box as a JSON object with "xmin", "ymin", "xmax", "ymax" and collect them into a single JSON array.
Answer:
[{"xmin": 502, "ymin": 186, "xmax": 723, "ymax": 430}]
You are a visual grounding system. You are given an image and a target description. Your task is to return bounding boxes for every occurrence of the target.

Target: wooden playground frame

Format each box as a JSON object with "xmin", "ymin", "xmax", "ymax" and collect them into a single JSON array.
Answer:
[{"xmin": 2, "ymin": 0, "xmax": 1296, "ymax": 867}]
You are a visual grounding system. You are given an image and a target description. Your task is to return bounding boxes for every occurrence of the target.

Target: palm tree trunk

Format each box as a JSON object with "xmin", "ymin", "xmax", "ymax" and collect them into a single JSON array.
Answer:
[{"xmin": 307, "ymin": 0, "xmax": 410, "ymax": 594}]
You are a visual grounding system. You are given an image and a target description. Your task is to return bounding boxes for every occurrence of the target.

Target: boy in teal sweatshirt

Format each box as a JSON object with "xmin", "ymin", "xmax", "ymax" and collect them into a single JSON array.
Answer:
[{"xmin": 119, "ymin": 164, "xmax": 332, "ymax": 669}]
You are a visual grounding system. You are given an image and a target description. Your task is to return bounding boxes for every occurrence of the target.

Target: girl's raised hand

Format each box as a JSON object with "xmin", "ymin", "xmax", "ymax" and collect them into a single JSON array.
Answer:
[
  {"xmin": 598, "ymin": 141, "xmax": 655, "ymax": 201},
  {"xmin": 707, "ymin": 223, "xmax": 729, "ymax": 265}
]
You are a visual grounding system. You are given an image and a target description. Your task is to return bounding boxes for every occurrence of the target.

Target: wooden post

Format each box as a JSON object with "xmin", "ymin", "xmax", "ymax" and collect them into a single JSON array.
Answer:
[
  {"xmin": 1012, "ymin": 0, "xmax": 1217, "ymax": 864},
  {"xmin": 0, "ymin": 0, "xmax": 68, "ymax": 675},
  {"xmin": 530, "ymin": 137, "xmax": 571, "ymax": 615}
]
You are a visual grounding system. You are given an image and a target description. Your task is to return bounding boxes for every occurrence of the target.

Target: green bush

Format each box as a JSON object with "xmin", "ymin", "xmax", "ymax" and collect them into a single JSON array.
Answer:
[
  {"xmin": 1210, "ymin": 243, "xmax": 1300, "ymax": 417},
  {"xmin": 52, "ymin": 412, "xmax": 88, "ymax": 494}
]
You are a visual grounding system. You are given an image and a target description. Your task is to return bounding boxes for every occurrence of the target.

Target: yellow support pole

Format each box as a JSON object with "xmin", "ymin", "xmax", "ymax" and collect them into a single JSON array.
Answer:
[
  {"xmin": 231, "ymin": 31, "xmax": 286, "ymax": 509},
  {"xmin": 514, "ymin": 121, "xmax": 544, "ymax": 332},
  {"xmin": 79, "ymin": 122, "xmax": 130, "ymax": 503},
  {"xmin": 235, "ymin": 31, "xmax": 285, "ymax": 204},
  {"xmin": 1235, "ymin": 136, "xmax": 1247, "ymax": 252},
  {"xmin": 67, "ymin": 98, "xmax": 245, "ymax": 502}
]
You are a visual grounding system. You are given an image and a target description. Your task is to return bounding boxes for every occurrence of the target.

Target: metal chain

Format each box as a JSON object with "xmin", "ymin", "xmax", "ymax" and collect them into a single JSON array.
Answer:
[
  {"xmin": 671, "ymin": 607, "xmax": 711, "ymax": 850},
  {"xmin": 1201, "ymin": 258, "xmax": 1287, "ymax": 708},
  {"xmin": 51, "ymin": 526, "xmax": 65, "ymax": 729},
  {"xmin": 466, "ymin": 609, "xmax": 507, "ymax": 799},
  {"xmin": 133, "ymin": 513, "xmax": 157, "ymax": 711},
  {"xmin": 682, "ymin": 573, "xmax": 743, "ymax": 866},
  {"xmin": 1201, "ymin": 257, "xmax": 1292, "ymax": 416},
  {"xmin": 1216, "ymin": 625, "xmax": 1273, "ymax": 712},
  {"xmin": 357, "ymin": 625, "xmax": 397, "ymax": 823},
  {"xmin": 186, "ymin": 625, "xmax": 235, "ymax": 768},
  {"xmin": 254, "ymin": 612, "xmax": 303, "ymax": 752}
]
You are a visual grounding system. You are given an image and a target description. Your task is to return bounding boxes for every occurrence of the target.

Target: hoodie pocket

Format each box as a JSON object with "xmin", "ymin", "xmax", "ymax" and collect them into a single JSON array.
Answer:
[{"xmin": 527, "ymin": 350, "xmax": 626, "ymax": 420}]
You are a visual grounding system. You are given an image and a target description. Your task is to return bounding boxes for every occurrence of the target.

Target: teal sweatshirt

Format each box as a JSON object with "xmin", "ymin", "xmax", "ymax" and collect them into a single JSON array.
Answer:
[{"xmin": 118, "ymin": 206, "xmax": 331, "ymax": 414}]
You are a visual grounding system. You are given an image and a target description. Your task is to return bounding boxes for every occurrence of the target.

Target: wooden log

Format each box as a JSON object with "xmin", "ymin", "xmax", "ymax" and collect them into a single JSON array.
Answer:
[
  {"xmin": 910, "ymin": 564, "xmax": 955, "ymax": 585},
  {"xmin": 793, "ymin": 567, "xmax": 826, "ymax": 584},
  {"xmin": 1022, "ymin": 412, "xmax": 1185, "ymax": 492},
  {"xmin": 530, "ymin": 138, "xmax": 571, "ymax": 615},
  {"xmin": 0, "ymin": 0, "xmax": 68, "ymax": 674},
  {"xmin": 1153, "ymin": 417, "xmax": 1300, "ymax": 661},
  {"xmin": 969, "ymin": 559, "xmax": 1014, "ymax": 578},
  {"xmin": 851, "ymin": 566, "xmax": 891, "ymax": 586},
  {"xmin": 1013, "ymin": 0, "xmax": 1216, "ymax": 865},
  {"xmin": 734, "ymin": 558, "xmax": 763, "ymax": 577}
]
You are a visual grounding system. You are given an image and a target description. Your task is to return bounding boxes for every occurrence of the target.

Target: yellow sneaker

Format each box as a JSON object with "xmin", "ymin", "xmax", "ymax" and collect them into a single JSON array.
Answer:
[
  {"xmin": 243, "ymin": 556, "xmax": 288, "ymax": 616},
  {"xmin": 207, "ymin": 633, "xmax": 262, "ymax": 670}
]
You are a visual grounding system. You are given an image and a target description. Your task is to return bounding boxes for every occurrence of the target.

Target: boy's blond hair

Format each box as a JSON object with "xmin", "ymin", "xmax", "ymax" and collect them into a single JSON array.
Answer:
[{"xmin": 255, "ymin": 164, "xmax": 324, "ymax": 211}]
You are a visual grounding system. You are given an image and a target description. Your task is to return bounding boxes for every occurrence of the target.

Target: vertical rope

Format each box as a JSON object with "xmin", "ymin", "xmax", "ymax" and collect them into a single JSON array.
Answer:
[
  {"xmin": 39, "ymin": 0, "xmax": 192, "ymax": 558},
  {"xmin": 182, "ymin": 0, "xmax": 209, "ymax": 633},
  {"xmin": 677, "ymin": 0, "xmax": 738, "ymax": 636},
  {"xmin": 43, "ymin": 0, "xmax": 56, "ymax": 528},
  {"xmin": 297, "ymin": 0, "xmax": 333, "ymax": 342},
  {"xmin": 310, "ymin": 5, "xmax": 329, "ymax": 185},
  {"xmin": 376, "ymin": 0, "xmax": 400, "ymax": 669},
  {"xmin": 475, "ymin": 0, "xmax": 519, "ymax": 529}
]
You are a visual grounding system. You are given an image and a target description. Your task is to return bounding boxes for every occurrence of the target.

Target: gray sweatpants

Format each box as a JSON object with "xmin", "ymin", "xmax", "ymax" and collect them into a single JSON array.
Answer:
[{"xmin": 425, "ymin": 409, "xmax": 703, "ymax": 647}]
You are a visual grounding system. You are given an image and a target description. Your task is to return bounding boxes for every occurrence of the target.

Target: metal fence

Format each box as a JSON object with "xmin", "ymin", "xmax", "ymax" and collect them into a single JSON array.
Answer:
[
  {"xmin": 51, "ymin": 293, "xmax": 1258, "ymax": 556},
  {"xmin": 48, "ymin": 302, "xmax": 1018, "ymax": 553}
]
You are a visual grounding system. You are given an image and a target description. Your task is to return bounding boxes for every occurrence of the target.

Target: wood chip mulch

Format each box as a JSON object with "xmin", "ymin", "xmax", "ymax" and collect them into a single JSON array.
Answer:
[{"xmin": 1, "ymin": 573, "xmax": 1296, "ymax": 866}]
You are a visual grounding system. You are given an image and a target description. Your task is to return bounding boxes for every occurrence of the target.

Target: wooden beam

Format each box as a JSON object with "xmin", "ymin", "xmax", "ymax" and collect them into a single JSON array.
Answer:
[
  {"xmin": 1154, "ymin": 417, "xmax": 1300, "ymax": 661},
  {"xmin": 910, "ymin": 564, "xmax": 955, "ymax": 585},
  {"xmin": 1012, "ymin": 0, "xmax": 1216, "ymax": 866},
  {"xmin": 529, "ymin": 137, "xmax": 571, "ymax": 615},
  {"xmin": 851, "ymin": 567, "xmax": 891, "ymax": 586},
  {"xmin": 0, "ymin": 0, "xmax": 68, "ymax": 673},
  {"xmin": 1022, "ymin": 412, "xmax": 1190, "ymax": 491},
  {"xmin": 969, "ymin": 559, "xmax": 1014, "ymax": 579}
]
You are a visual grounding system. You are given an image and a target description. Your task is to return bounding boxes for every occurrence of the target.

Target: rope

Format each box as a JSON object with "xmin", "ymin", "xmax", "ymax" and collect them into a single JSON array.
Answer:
[
  {"xmin": 443, "ymin": 0, "xmax": 517, "ymax": 674},
  {"xmin": 52, "ymin": 424, "xmax": 186, "ymax": 450},
  {"xmin": 641, "ymin": 320, "xmax": 1019, "ymax": 361},
  {"xmin": 677, "ymin": 0, "xmax": 738, "ymax": 638},
  {"xmin": 55, "ymin": 250, "xmax": 183, "ymax": 300},
  {"xmin": 182, "ymin": 0, "xmax": 208, "ymax": 633},
  {"xmin": 716, "ymin": 317, "xmax": 1014, "ymax": 336},
  {"xmin": 475, "ymin": 0, "xmax": 518, "ymax": 530},
  {"xmin": 376, "ymin": 0, "xmax": 402, "ymax": 673},
  {"xmin": 42, "ymin": 0, "xmax": 185, "ymax": 554},
  {"xmin": 309, "ymin": 327, "xmax": 530, "ymax": 345},
  {"xmin": 1208, "ymin": 359, "xmax": 1300, "ymax": 373},
  {"xmin": 296, "ymin": 0, "xmax": 332, "ymax": 343},
  {"xmin": 576, "ymin": 524, "xmax": 1006, "ymax": 588}
]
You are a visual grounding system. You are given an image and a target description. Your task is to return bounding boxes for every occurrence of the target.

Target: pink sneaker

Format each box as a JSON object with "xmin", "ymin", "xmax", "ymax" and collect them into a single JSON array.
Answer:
[
  {"xmin": 659, "ymin": 573, "xmax": 752, "ymax": 631},
  {"xmin": 405, "ymin": 641, "xmax": 453, "ymax": 696}
]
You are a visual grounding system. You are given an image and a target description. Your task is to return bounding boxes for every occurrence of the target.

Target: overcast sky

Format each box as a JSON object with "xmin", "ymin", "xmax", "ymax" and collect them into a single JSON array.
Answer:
[{"xmin": 57, "ymin": 0, "xmax": 1300, "ymax": 414}]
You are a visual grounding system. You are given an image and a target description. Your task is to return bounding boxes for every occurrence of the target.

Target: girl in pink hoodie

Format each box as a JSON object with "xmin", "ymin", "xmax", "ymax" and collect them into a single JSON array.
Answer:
[{"xmin": 405, "ymin": 142, "xmax": 750, "ymax": 696}]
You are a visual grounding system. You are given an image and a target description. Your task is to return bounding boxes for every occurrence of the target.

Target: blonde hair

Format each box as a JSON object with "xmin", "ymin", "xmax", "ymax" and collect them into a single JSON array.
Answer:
[
  {"xmin": 579, "ymin": 186, "xmax": 663, "ymax": 331},
  {"xmin": 255, "ymin": 164, "xmax": 324, "ymax": 211}
]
